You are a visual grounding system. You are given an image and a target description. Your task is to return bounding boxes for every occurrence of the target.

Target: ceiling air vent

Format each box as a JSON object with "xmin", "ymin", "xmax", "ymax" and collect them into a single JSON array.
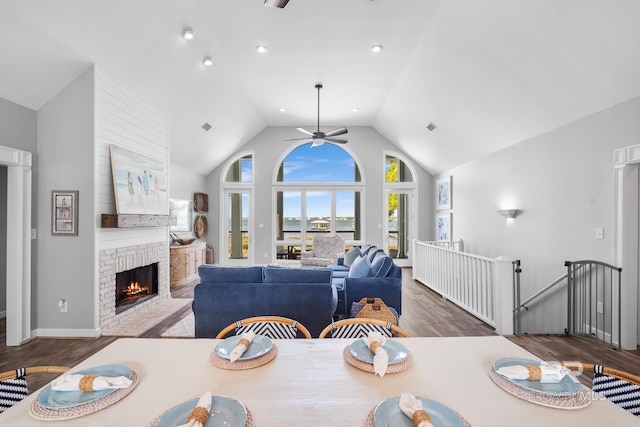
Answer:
[
  {"xmin": 202, "ymin": 123, "xmax": 212, "ymax": 131},
  {"xmin": 425, "ymin": 122, "xmax": 437, "ymax": 132}
]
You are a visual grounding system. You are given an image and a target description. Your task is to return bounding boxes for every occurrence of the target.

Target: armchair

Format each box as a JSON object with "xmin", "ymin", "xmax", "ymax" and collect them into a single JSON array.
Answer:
[{"xmin": 300, "ymin": 234, "xmax": 345, "ymax": 267}]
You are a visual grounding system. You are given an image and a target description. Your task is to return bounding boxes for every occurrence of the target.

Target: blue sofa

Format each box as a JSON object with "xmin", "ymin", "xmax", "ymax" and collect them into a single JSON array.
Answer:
[
  {"xmin": 329, "ymin": 245, "xmax": 402, "ymax": 317},
  {"xmin": 192, "ymin": 265, "xmax": 337, "ymax": 338}
]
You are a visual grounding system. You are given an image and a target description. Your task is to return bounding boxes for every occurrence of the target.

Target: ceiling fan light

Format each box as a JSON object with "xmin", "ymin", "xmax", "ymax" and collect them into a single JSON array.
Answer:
[{"xmin": 182, "ymin": 27, "xmax": 194, "ymax": 40}]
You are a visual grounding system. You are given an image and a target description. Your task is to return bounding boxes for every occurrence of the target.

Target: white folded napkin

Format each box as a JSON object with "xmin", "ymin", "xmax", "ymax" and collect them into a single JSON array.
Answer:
[
  {"xmin": 496, "ymin": 363, "xmax": 570, "ymax": 383},
  {"xmin": 177, "ymin": 391, "xmax": 212, "ymax": 427},
  {"xmin": 229, "ymin": 331, "xmax": 256, "ymax": 362},
  {"xmin": 399, "ymin": 393, "xmax": 434, "ymax": 427},
  {"xmin": 51, "ymin": 373, "xmax": 132, "ymax": 392},
  {"xmin": 361, "ymin": 331, "xmax": 389, "ymax": 377}
]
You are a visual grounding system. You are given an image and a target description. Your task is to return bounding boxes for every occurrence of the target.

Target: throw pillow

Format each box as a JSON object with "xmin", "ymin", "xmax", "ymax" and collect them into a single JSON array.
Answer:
[
  {"xmin": 349, "ymin": 256, "xmax": 371, "ymax": 278},
  {"xmin": 343, "ymin": 247, "xmax": 361, "ymax": 267}
]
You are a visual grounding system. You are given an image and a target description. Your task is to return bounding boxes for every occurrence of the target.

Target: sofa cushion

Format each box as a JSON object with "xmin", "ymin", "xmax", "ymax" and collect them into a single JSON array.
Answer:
[
  {"xmin": 198, "ymin": 265, "xmax": 264, "ymax": 283},
  {"xmin": 366, "ymin": 248, "xmax": 381, "ymax": 263},
  {"xmin": 349, "ymin": 256, "xmax": 371, "ymax": 278},
  {"xmin": 369, "ymin": 254, "xmax": 394, "ymax": 277},
  {"xmin": 264, "ymin": 267, "xmax": 332, "ymax": 283},
  {"xmin": 343, "ymin": 247, "xmax": 361, "ymax": 267}
]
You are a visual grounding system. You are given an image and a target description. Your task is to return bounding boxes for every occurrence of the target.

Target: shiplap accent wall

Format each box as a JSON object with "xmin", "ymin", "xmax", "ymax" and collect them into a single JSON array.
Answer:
[{"xmin": 95, "ymin": 66, "xmax": 170, "ymax": 249}]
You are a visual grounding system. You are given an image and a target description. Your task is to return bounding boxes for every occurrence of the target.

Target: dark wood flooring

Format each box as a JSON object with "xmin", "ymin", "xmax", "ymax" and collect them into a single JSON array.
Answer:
[{"xmin": 2, "ymin": 268, "xmax": 639, "ymax": 392}]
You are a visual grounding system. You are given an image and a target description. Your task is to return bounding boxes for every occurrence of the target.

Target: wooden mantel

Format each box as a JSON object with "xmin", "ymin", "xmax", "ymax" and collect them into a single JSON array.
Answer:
[{"xmin": 101, "ymin": 214, "xmax": 177, "ymax": 228}]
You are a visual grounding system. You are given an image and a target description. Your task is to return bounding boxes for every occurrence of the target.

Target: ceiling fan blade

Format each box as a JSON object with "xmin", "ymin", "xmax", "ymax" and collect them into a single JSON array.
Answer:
[
  {"xmin": 264, "ymin": 0, "xmax": 289, "ymax": 8},
  {"xmin": 310, "ymin": 139, "xmax": 325, "ymax": 148},
  {"xmin": 324, "ymin": 127, "xmax": 348, "ymax": 137},
  {"xmin": 296, "ymin": 127, "xmax": 314, "ymax": 136},
  {"xmin": 285, "ymin": 137, "xmax": 313, "ymax": 141},
  {"xmin": 325, "ymin": 137, "xmax": 348, "ymax": 144}
]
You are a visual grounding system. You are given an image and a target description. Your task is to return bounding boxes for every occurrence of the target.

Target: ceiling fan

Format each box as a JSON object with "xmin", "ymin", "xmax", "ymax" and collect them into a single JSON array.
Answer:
[{"xmin": 286, "ymin": 84, "xmax": 349, "ymax": 148}]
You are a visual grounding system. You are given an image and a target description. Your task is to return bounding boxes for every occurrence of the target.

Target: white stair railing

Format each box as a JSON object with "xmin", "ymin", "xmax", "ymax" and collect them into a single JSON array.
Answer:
[{"xmin": 413, "ymin": 239, "xmax": 514, "ymax": 334}]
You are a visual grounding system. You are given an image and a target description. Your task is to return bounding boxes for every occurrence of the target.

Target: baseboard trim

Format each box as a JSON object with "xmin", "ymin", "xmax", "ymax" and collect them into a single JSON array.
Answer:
[{"xmin": 32, "ymin": 328, "xmax": 101, "ymax": 339}]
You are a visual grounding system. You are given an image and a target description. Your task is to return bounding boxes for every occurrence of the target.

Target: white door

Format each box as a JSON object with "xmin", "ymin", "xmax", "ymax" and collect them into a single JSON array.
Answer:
[
  {"xmin": 222, "ymin": 189, "xmax": 253, "ymax": 266},
  {"xmin": 384, "ymin": 189, "xmax": 415, "ymax": 267}
]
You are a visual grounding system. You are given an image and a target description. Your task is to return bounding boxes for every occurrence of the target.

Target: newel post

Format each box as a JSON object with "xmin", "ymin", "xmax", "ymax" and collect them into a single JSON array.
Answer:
[{"xmin": 493, "ymin": 256, "xmax": 514, "ymax": 335}]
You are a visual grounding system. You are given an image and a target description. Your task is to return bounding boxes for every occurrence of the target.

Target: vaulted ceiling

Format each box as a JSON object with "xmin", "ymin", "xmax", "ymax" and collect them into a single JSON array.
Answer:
[{"xmin": 1, "ymin": 0, "xmax": 640, "ymax": 176}]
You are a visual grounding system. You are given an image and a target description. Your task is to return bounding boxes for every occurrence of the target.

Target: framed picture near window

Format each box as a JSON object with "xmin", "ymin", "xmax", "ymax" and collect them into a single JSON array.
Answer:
[
  {"xmin": 436, "ymin": 176, "xmax": 452, "ymax": 210},
  {"xmin": 437, "ymin": 212, "xmax": 451, "ymax": 242},
  {"xmin": 52, "ymin": 190, "xmax": 78, "ymax": 236}
]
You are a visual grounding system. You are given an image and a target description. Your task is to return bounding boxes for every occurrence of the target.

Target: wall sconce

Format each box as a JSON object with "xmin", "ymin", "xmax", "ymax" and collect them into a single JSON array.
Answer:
[{"xmin": 497, "ymin": 209, "xmax": 520, "ymax": 219}]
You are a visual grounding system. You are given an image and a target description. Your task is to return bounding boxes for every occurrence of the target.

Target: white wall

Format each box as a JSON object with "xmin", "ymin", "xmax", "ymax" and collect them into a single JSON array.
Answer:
[
  {"xmin": 36, "ymin": 67, "xmax": 95, "ymax": 333},
  {"xmin": 205, "ymin": 126, "xmax": 433, "ymax": 263},
  {"xmin": 437, "ymin": 95, "xmax": 640, "ymax": 334}
]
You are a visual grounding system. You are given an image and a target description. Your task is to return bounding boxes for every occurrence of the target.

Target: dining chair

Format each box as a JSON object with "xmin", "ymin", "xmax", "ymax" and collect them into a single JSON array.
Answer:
[
  {"xmin": 215, "ymin": 316, "xmax": 312, "ymax": 339},
  {"xmin": 318, "ymin": 317, "xmax": 410, "ymax": 339},
  {"xmin": 0, "ymin": 366, "xmax": 70, "ymax": 413},
  {"xmin": 563, "ymin": 362, "xmax": 640, "ymax": 416}
]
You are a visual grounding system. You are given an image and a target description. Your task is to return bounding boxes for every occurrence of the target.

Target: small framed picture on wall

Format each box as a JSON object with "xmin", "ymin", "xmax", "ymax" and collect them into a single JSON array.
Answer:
[
  {"xmin": 52, "ymin": 190, "xmax": 78, "ymax": 236},
  {"xmin": 436, "ymin": 176, "xmax": 452, "ymax": 210},
  {"xmin": 437, "ymin": 212, "xmax": 451, "ymax": 242}
]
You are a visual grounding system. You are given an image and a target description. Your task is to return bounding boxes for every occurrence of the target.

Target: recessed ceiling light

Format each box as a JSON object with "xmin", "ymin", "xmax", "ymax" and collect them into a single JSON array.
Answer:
[
  {"xmin": 255, "ymin": 45, "xmax": 269, "ymax": 54},
  {"xmin": 352, "ymin": 108, "xmax": 359, "ymax": 112},
  {"xmin": 425, "ymin": 122, "xmax": 437, "ymax": 131},
  {"xmin": 370, "ymin": 44, "xmax": 384, "ymax": 53},
  {"xmin": 182, "ymin": 27, "xmax": 194, "ymax": 40},
  {"xmin": 279, "ymin": 108, "xmax": 286, "ymax": 112},
  {"xmin": 202, "ymin": 56, "xmax": 213, "ymax": 67}
]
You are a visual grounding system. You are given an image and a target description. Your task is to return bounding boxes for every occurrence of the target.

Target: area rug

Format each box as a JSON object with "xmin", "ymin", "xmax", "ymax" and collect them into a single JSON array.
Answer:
[
  {"xmin": 101, "ymin": 298, "xmax": 192, "ymax": 337},
  {"xmin": 161, "ymin": 313, "xmax": 195, "ymax": 338}
]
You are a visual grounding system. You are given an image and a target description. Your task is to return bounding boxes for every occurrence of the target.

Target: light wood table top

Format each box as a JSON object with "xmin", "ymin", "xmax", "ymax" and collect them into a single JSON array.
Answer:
[{"xmin": 2, "ymin": 336, "xmax": 639, "ymax": 426}]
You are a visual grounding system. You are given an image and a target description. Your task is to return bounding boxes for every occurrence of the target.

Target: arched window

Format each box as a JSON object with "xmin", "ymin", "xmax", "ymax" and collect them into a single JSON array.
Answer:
[
  {"xmin": 274, "ymin": 143, "xmax": 364, "ymax": 259},
  {"xmin": 383, "ymin": 153, "xmax": 417, "ymax": 265},
  {"xmin": 220, "ymin": 152, "xmax": 253, "ymax": 265},
  {"xmin": 225, "ymin": 154, "xmax": 253, "ymax": 183}
]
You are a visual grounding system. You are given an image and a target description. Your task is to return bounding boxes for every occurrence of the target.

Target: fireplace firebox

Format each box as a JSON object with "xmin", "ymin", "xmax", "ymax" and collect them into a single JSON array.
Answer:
[{"xmin": 115, "ymin": 263, "xmax": 158, "ymax": 314}]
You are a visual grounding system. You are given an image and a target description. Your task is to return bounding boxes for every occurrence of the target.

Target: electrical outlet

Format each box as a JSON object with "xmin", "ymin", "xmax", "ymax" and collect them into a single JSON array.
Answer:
[
  {"xmin": 58, "ymin": 299, "xmax": 68, "ymax": 313},
  {"xmin": 595, "ymin": 227, "xmax": 604, "ymax": 239}
]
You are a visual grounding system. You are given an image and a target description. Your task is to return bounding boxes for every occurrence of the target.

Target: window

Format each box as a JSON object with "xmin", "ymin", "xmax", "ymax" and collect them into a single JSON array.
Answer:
[
  {"xmin": 275, "ymin": 143, "xmax": 364, "ymax": 258},
  {"xmin": 384, "ymin": 153, "xmax": 416, "ymax": 264},
  {"xmin": 225, "ymin": 154, "xmax": 253, "ymax": 182}
]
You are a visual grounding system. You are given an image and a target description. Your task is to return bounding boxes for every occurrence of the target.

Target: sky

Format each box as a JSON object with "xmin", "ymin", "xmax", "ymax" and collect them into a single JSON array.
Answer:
[{"xmin": 282, "ymin": 143, "xmax": 358, "ymax": 218}]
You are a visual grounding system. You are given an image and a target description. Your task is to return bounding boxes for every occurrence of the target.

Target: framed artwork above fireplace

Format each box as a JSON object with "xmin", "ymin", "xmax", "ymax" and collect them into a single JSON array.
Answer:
[{"xmin": 109, "ymin": 144, "xmax": 168, "ymax": 215}]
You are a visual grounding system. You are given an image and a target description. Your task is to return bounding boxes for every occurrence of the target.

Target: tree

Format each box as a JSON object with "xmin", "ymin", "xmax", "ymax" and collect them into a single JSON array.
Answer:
[{"xmin": 386, "ymin": 160, "xmax": 398, "ymax": 217}]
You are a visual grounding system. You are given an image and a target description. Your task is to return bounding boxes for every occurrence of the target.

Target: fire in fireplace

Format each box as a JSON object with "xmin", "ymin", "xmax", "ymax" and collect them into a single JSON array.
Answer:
[{"xmin": 115, "ymin": 263, "xmax": 158, "ymax": 313}]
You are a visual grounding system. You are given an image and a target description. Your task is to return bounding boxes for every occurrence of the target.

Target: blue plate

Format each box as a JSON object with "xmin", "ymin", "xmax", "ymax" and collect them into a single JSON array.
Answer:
[
  {"xmin": 349, "ymin": 339, "xmax": 409, "ymax": 365},
  {"xmin": 215, "ymin": 335, "xmax": 273, "ymax": 361},
  {"xmin": 493, "ymin": 357, "xmax": 581, "ymax": 396},
  {"xmin": 152, "ymin": 396, "xmax": 247, "ymax": 427},
  {"xmin": 37, "ymin": 364, "xmax": 131, "ymax": 409},
  {"xmin": 374, "ymin": 396, "xmax": 467, "ymax": 427}
]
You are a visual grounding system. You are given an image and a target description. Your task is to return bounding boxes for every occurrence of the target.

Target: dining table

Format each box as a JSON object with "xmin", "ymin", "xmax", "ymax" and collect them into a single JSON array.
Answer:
[{"xmin": 2, "ymin": 335, "xmax": 639, "ymax": 426}]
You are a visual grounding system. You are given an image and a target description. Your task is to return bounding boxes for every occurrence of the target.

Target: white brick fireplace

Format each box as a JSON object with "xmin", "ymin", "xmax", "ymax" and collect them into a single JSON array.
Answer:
[{"xmin": 99, "ymin": 241, "xmax": 169, "ymax": 330}]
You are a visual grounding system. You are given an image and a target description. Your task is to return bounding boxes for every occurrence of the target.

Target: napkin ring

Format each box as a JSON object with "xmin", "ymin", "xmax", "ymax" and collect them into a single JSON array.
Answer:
[
  {"xmin": 187, "ymin": 406, "xmax": 209, "ymax": 425},
  {"xmin": 78, "ymin": 375, "xmax": 98, "ymax": 392},
  {"xmin": 412, "ymin": 409, "xmax": 433, "ymax": 426},
  {"xmin": 369, "ymin": 342, "xmax": 382, "ymax": 354},
  {"xmin": 525, "ymin": 365, "xmax": 541, "ymax": 381},
  {"xmin": 238, "ymin": 338, "xmax": 250, "ymax": 349}
]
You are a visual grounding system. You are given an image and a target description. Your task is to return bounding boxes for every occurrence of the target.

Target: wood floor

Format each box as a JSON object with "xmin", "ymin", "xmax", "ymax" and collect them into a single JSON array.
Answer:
[{"xmin": 2, "ymin": 268, "xmax": 639, "ymax": 392}]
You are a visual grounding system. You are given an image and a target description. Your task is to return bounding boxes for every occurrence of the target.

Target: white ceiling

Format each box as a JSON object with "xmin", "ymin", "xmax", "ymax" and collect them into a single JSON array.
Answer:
[{"xmin": 1, "ymin": 0, "xmax": 640, "ymax": 176}]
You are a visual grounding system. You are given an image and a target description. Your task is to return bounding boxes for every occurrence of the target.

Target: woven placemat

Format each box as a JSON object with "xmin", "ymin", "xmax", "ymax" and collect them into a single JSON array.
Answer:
[
  {"xmin": 364, "ymin": 401, "xmax": 472, "ymax": 427},
  {"xmin": 342, "ymin": 346, "xmax": 413, "ymax": 375},
  {"xmin": 210, "ymin": 345, "xmax": 278, "ymax": 370},
  {"xmin": 29, "ymin": 371, "xmax": 139, "ymax": 421},
  {"xmin": 489, "ymin": 366, "xmax": 592, "ymax": 409}
]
